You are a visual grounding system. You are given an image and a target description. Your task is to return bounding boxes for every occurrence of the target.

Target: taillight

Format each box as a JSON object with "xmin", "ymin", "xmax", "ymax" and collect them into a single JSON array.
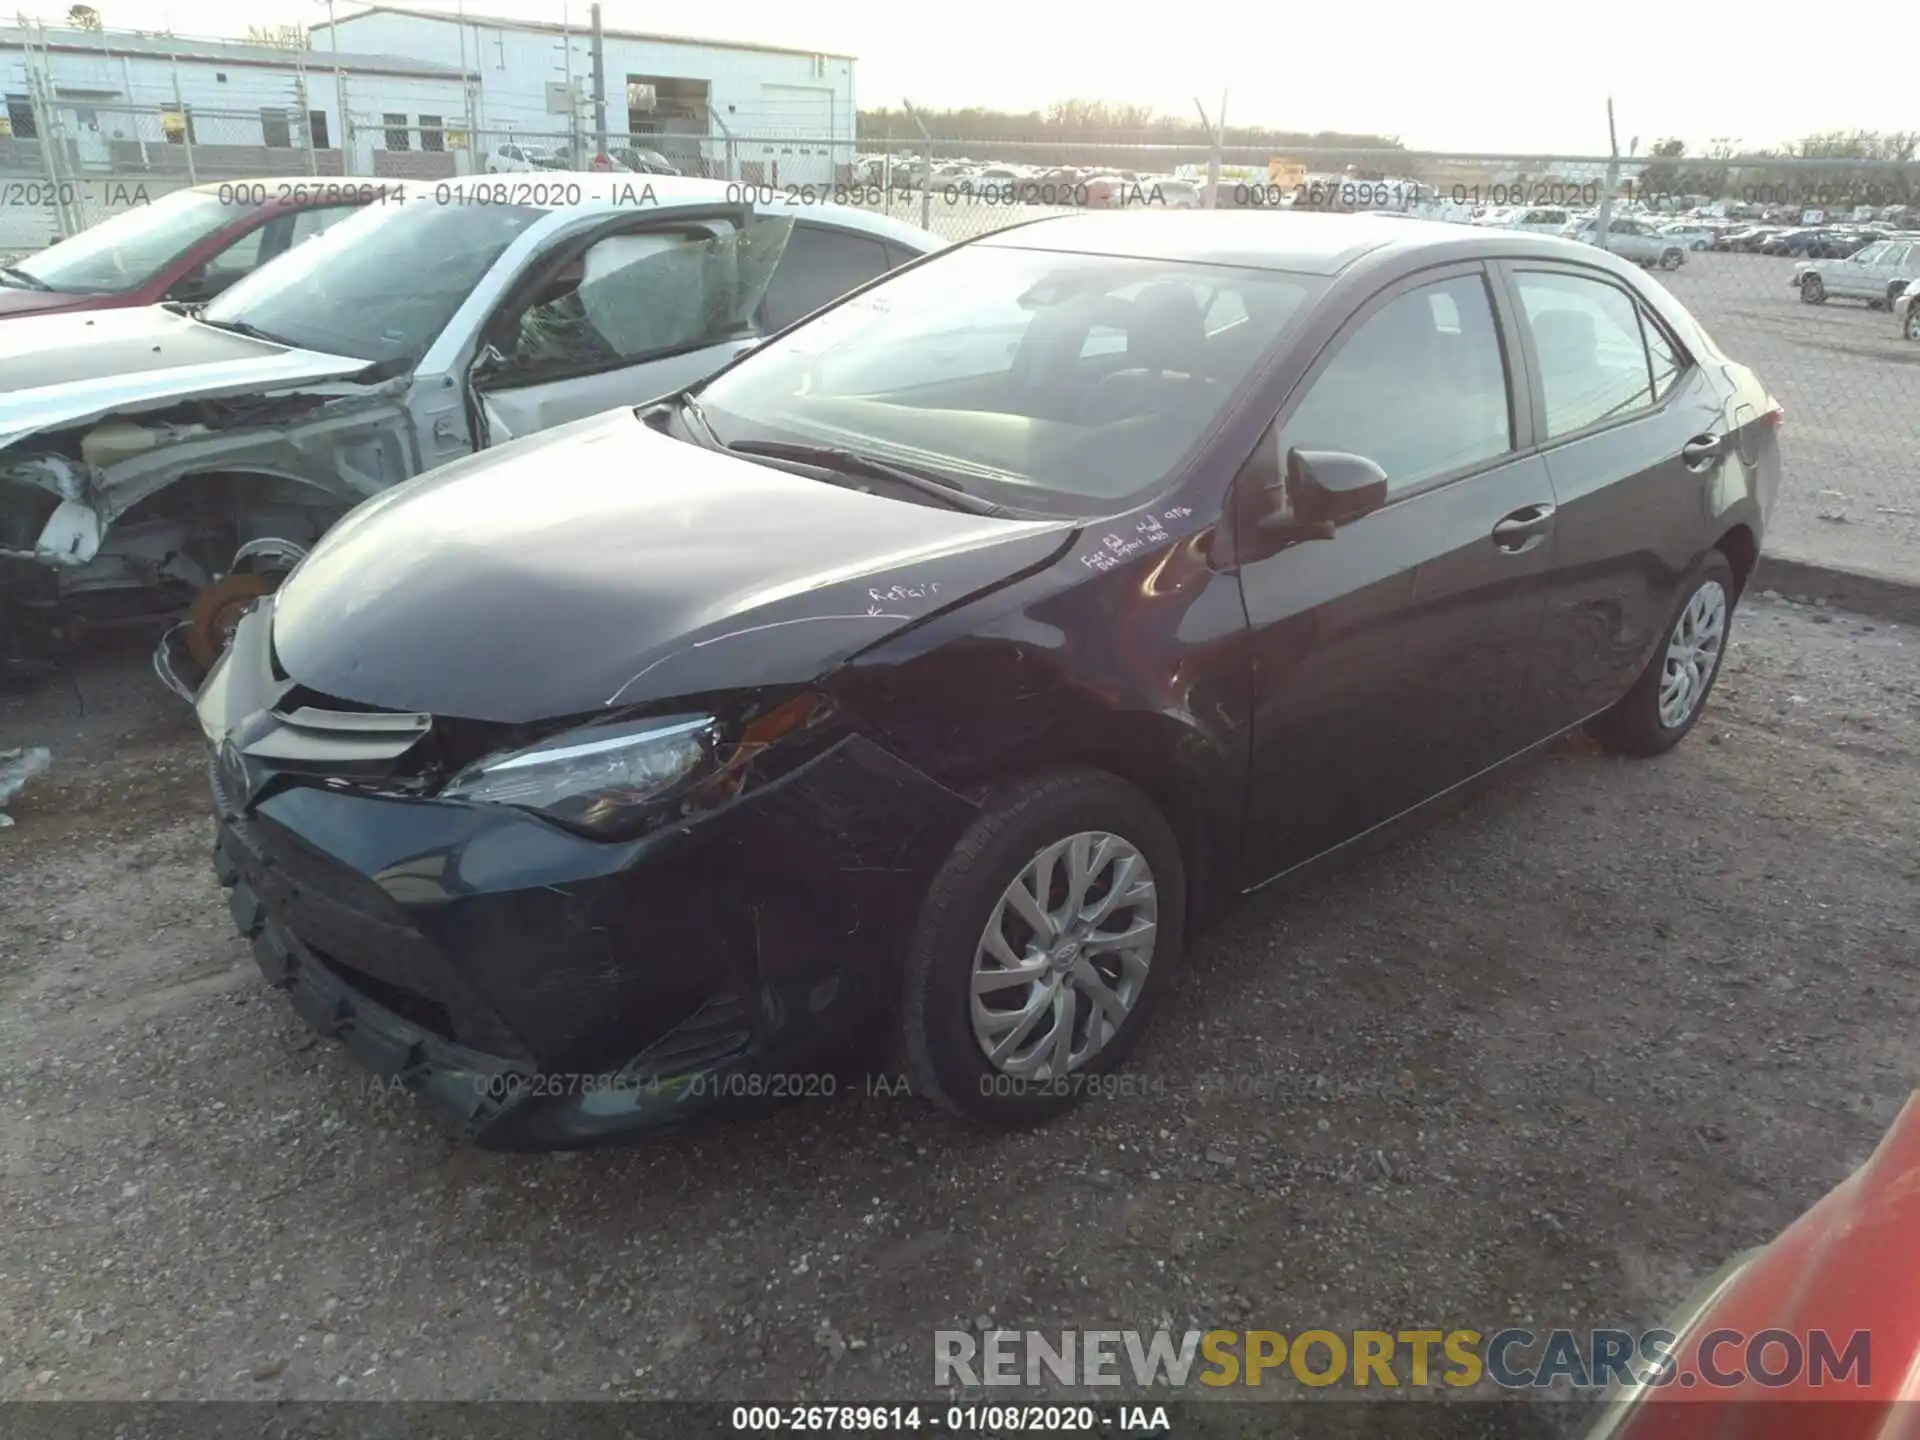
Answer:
[{"xmin": 1763, "ymin": 402, "xmax": 1784, "ymax": 430}]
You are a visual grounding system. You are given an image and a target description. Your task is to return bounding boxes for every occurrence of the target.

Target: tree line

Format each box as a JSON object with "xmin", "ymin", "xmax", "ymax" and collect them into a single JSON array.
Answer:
[
  {"xmin": 1636, "ymin": 132, "xmax": 1920, "ymax": 203},
  {"xmin": 856, "ymin": 100, "xmax": 1403, "ymax": 161}
]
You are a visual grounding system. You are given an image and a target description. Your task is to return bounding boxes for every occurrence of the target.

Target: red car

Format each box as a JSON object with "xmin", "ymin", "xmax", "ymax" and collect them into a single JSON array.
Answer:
[
  {"xmin": 0, "ymin": 178, "xmax": 383, "ymax": 321},
  {"xmin": 1587, "ymin": 1092, "xmax": 1920, "ymax": 1439}
]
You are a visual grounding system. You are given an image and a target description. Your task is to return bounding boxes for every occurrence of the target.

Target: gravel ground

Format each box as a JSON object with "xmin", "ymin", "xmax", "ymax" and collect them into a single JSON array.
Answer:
[{"xmin": 1, "ymin": 597, "xmax": 1915, "ymax": 1408}]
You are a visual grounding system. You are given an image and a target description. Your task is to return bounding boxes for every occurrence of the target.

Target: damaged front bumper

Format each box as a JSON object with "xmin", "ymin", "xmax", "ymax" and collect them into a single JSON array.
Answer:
[{"xmin": 201, "ymin": 617, "xmax": 982, "ymax": 1148}]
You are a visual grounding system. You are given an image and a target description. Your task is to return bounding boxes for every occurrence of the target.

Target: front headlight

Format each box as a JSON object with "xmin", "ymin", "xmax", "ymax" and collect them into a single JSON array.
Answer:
[
  {"xmin": 441, "ymin": 714, "xmax": 721, "ymax": 836},
  {"xmin": 439, "ymin": 692, "xmax": 831, "ymax": 838}
]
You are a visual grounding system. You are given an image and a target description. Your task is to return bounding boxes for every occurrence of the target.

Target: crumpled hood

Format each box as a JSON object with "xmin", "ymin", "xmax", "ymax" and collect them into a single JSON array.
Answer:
[
  {"xmin": 0, "ymin": 305, "xmax": 372, "ymax": 450},
  {"xmin": 271, "ymin": 409, "xmax": 1075, "ymax": 723}
]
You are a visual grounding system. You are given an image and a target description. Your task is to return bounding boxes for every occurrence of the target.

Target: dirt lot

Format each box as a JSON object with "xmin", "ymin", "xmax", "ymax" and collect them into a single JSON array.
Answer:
[{"xmin": 1, "ymin": 595, "xmax": 1915, "ymax": 1411}]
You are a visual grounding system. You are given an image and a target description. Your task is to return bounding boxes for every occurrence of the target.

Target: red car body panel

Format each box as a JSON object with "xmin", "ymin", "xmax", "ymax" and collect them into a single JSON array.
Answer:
[
  {"xmin": 1607, "ymin": 1092, "xmax": 1920, "ymax": 1439},
  {"xmin": 0, "ymin": 183, "xmax": 381, "ymax": 320}
]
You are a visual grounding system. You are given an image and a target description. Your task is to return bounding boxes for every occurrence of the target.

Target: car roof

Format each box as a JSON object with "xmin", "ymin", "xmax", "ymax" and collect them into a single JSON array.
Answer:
[
  {"xmin": 389, "ymin": 171, "xmax": 944, "ymax": 251},
  {"xmin": 979, "ymin": 209, "xmax": 1649, "ymax": 276}
]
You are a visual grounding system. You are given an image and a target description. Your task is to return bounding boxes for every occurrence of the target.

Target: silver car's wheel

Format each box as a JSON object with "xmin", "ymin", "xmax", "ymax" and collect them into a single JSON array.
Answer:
[
  {"xmin": 1658, "ymin": 580, "xmax": 1729, "ymax": 730},
  {"xmin": 969, "ymin": 831, "xmax": 1158, "ymax": 1079},
  {"xmin": 1906, "ymin": 307, "xmax": 1920, "ymax": 341}
]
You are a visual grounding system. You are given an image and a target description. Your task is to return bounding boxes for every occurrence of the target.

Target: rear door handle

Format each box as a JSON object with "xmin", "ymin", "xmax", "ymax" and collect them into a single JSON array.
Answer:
[
  {"xmin": 1681, "ymin": 433, "xmax": 1727, "ymax": 469},
  {"xmin": 1492, "ymin": 503, "xmax": 1556, "ymax": 553}
]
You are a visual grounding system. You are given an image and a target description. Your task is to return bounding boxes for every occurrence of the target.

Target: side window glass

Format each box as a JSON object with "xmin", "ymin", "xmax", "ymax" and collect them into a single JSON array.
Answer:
[
  {"xmin": 1202, "ymin": 287, "xmax": 1248, "ymax": 335},
  {"xmin": 1516, "ymin": 271, "xmax": 1655, "ymax": 437},
  {"xmin": 287, "ymin": 204, "xmax": 360, "ymax": 248},
  {"xmin": 502, "ymin": 217, "xmax": 796, "ymax": 380},
  {"xmin": 204, "ymin": 223, "xmax": 269, "ymax": 279},
  {"xmin": 757, "ymin": 225, "xmax": 891, "ymax": 332},
  {"xmin": 1276, "ymin": 273, "xmax": 1512, "ymax": 493},
  {"xmin": 1641, "ymin": 310, "xmax": 1683, "ymax": 404}
]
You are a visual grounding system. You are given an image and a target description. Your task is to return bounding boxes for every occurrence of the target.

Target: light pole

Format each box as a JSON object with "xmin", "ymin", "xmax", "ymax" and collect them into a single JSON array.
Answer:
[{"xmin": 317, "ymin": 0, "xmax": 348, "ymax": 169}]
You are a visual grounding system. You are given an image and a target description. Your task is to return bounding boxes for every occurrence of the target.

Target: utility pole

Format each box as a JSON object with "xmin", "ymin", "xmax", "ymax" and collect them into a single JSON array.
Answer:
[
  {"xmin": 560, "ymin": 1, "xmax": 578, "ymax": 161},
  {"xmin": 589, "ymin": 3, "xmax": 606, "ymax": 159},
  {"xmin": 1592, "ymin": 97, "xmax": 1620, "ymax": 252},
  {"xmin": 456, "ymin": 0, "xmax": 475, "ymax": 164},
  {"xmin": 319, "ymin": 0, "xmax": 347, "ymax": 169},
  {"xmin": 1193, "ymin": 89, "xmax": 1226, "ymax": 208}
]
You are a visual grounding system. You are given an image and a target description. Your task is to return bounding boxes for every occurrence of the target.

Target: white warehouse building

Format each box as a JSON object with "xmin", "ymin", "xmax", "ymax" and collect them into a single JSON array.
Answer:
[
  {"xmin": 309, "ymin": 4, "xmax": 858, "ymax": 184},
  {"xmin": 0, "ymin": 23, "xmax": 476, "ymax": 178}
]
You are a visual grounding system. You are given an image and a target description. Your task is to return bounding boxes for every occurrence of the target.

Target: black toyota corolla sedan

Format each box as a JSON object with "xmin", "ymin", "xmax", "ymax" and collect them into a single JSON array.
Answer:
[{"xmin": 177, "ymin": 210, "xmax": 1781, "ymax": 1148}]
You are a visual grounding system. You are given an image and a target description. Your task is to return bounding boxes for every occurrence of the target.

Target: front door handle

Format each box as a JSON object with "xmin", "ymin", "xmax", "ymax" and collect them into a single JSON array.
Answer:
[
  {"xmin": 1681, "ymin": 433, "xmax": 1727, "ymax": 470},
  {"xmin": 1492, "ymin": 502, "xmax": 1556, "ymax": 553}
]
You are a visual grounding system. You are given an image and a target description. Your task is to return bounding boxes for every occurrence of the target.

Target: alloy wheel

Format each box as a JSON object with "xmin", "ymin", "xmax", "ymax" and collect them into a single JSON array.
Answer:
[
  {"xmin": 1659, "ymin": 581, "xmax": 1729, "ymax": 729},
  {"xmin": 1906, "ymin": 307, "xmax": 1920, "ymax": 341},
  {"xmin": 969, "ymin": 831, "xmax": 1158, "ymax": 1079}
]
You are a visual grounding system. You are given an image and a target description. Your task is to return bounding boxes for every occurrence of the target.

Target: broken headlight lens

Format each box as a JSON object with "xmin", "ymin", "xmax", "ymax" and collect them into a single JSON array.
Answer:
[{"xmin": 440, "ymin": 714, "xmax": 720, "ymax": 836}]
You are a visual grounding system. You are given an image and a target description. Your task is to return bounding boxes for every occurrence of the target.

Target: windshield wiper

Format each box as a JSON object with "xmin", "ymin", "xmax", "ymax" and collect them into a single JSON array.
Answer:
[
  {"xmin": 722, "ymin": 439, "xmax": 1005, "ymax": 517},
  {"xmin": 194, "ymin": 315, "xmax": 288, "ymax": 346},
  {"xmin": 0, "ymin": 264, "xmax": 51, "ymax": 292}
]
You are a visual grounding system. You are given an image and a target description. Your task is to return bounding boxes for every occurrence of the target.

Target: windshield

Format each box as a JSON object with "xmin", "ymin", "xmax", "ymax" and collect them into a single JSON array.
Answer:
[
  {"xmin": 202, "ymin": 197, "xmax": 546, "ymax": 365},
  {"xmin": 695, "ymin": 245, "xmax": 1321, "ymax": 516},
  {"xmin": 14, "ymin": 190, "xmax": 246, "ymax": 294}
]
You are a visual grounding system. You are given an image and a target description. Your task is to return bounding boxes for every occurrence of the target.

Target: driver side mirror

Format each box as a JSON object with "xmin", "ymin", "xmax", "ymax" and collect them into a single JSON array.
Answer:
[{"xmin": 1254, "ymin": 448, "xmax": 1390, "ymax": 543}]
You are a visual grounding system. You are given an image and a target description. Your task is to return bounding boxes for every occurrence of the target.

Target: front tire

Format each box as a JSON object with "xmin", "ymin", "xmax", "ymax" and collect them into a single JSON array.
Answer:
[
  {"xmin": 896, "ymin": 769, "xmax": 1184, "ymax": 1125},
  {"xmin": 1588, "ymin": 552, "xmax": 1736, "ymax": 757},
  {"xmin": 1659, "ymin": 248, "xmax": 1684, "ymax": 271},
  {"xmin": 1904, "ymin": 305, "xmax": 1920, "ymax": 341},
  {"xmin": 1800, "ymin": 274, "xmax": 1826, "ymax": 303}
]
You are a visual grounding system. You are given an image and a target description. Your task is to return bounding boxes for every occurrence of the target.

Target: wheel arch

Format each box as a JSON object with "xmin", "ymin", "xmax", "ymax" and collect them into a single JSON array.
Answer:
[
  {"xmin": 1715, "ymin": 523, "xmax": 1760, "ymax": 600},
  {"xmin": 961, "ymin": 711, "xmax": 1240, "ymax": 933},
  {"xmin": 111, "ymin": 466, "xmax": 357, "ymax": 571}
]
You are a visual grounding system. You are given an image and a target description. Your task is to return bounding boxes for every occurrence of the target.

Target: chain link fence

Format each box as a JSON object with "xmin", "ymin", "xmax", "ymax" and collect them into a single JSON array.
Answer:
[{"xmin": 3, "ymin": 109, "xmax": 1918, "ymax": 576}]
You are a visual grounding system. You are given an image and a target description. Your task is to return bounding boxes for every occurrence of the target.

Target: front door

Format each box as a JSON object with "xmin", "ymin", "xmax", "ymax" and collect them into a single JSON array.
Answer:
[
  {"xmin": 1236, "ymin": 264, "xmax": 1557, "ymax": 883},
  {"xmin": 1831, "ymin": 241, "xmax": 1884, "ymax": 299},
  {"xmin": 474, "ymin": 212, "xmax": 782, "ymax": 443}
]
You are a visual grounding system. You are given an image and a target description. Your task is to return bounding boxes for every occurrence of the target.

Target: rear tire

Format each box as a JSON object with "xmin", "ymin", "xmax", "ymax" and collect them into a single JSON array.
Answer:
[
  {"xmin": 1905, "ymin": 306, "xmax": 1920, "ymax": 341},
  {"xmin": 1587, "ymin": 552, "xmax": 1736, "ymax": 758},
  {"xmin": 896, "ymin": 769, "xmax": 1184, "ymax": 1126},
  {"xmin": 1659, "ymin": 248, "xmax": 1684, "ymax": 271}
]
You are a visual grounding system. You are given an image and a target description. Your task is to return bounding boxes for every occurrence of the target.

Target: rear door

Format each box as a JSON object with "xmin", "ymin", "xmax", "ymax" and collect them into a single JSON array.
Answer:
[
  {"xmin": 1496, "ymin": 261, "xmax": 1730, "ymax": 729},
  {"xmin": 1877, "ymin": 241, "xmax": 1916, "ymax": 301},
  {"xmin": 1235, "ymin": 263, "xmax": 1558, "ymax": 882},
  {"xmin": 752, "ymin": 221, "xmax": 899, "ymax": 333}
]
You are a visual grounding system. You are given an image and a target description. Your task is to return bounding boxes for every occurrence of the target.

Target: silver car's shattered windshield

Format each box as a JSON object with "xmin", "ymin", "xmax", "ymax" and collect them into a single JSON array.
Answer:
[{"xmin": 201, "ymin": 199, "xmax": 546, "ymax": 366}]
